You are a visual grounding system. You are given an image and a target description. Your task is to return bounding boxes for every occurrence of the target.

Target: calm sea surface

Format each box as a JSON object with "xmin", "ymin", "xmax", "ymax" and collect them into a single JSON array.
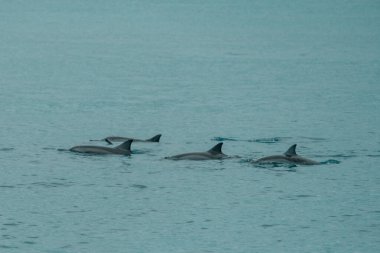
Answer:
[{"xmin": 1, "ymin": 1, "xmax": 379, "ymax": 252}]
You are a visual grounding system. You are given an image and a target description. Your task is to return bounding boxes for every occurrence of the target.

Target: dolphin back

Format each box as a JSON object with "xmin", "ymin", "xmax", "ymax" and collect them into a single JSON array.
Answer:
[
  {"xmin": 254, "ymin": 144, "xmax": 320, "ymax": 165},
  {"xmin": 166, "ymin": 142, "xmax": 226, "ymax": 160}
]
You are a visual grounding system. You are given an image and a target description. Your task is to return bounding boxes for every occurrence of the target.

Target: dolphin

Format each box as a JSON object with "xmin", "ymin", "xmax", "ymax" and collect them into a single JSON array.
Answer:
[
  {"xmin": 253, "ymin": 144, "xmax": 320, "ymax": 165},
  {"xmin": 70, "ymin": 140, "xmax": 133, "ymax": 155},
  {"xmin": 91, "ymin": 134, "xmax": 161, "ymax": 143},
  {"xmin": 165, "ymin": 142, "xmax": 228, "ymax": 160}
]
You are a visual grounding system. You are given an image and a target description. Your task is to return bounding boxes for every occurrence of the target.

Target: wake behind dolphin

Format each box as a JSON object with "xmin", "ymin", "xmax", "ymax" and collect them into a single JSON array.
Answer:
[
  {"xmin": 91, "ymin": 134, "xmax": 161, "ymax": 143},
  {"xmin": 165, "ymin": 142, "xmax": 228, "ymax": 160},
  {"xmin": 70, "ymin": 140, "xmax": 133, "ymax": 155},
  {"xmin": 252, "ymin": 144, "xmax": 320, "ymax": 165}
]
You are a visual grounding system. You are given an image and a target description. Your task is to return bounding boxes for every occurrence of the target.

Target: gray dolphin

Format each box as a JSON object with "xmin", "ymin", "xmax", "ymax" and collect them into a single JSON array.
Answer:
[
  {"xmin": 91, "ymin": 134, "xmax": 161, "ymax": 143},
  {"xmin": 253, "ymin": 144, "xmax": 320, "ymax": 165},
  {"xmin": 165, "ymin": 142, "xmax": 227, "ymax": 160},
  {"xmin": 70, "ymin": 140, "xmax": 133, "ymax": 155}
]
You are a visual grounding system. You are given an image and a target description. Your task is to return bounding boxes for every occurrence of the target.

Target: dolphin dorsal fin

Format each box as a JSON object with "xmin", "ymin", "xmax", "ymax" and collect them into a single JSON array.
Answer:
[
  {"xmin": 284, "ymin": 144, "xmax": 297, "ymax": 157},
  {"xmin": 208, "ymin": 142, "xmax": 223, "ymax": 154},
  {"xmin": 116, "ymin": 139, "xmax": 133, "ymax": 151},
  {"xmin": 146, "ymin": 134, "xmax": 161, "ymax": 142}
]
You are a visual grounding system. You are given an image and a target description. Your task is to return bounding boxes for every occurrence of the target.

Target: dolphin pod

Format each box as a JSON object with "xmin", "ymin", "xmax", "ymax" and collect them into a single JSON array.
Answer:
[
  {"xmin": 69, "ymin": 134, "xmax": 322, "ymax": 165},
  {"xmin": 252, "ymin": 144, "xmax": 320, "ymax": 165}
]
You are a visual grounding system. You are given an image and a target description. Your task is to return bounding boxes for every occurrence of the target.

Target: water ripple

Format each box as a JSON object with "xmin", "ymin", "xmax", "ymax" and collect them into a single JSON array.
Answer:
[
  {"xmin": 326, "ymin": 154, "xmax": 355, "ymax": 158},
  {"xmin": 0, "ymin": 148, "xmax": 14, "ymax": 152},
  {"xmin": 131, "ymin": 184, "xmax": 148, "ymax": 189},
  {"xmin": 298, "ymin": 136, "xmax": 327, "ymax": 141},
  {"xmin": 248, "ymin": 137, "xmax": 288, "ymax": 143},
  {"xmin": 321, "ymin": 159, "xmax": 341, "ymax": 164},
  {"xmin": 23, "ymin": 241, "xmax": 36, "ymax": 245},
  {"xmin": 367, "ymin": 154, "xmax": 380, "ymax": 158},
  {"xmin": 2, "ymin": 222, "xmax": 22, "ymax": 227},
  {"xmin": 30, "ymin": 181, "xmax": 74, "ymax": 188},
  {"xmin": 211, "ymin": 136, "xmax": 290, "ymax": 143},
  {"xmin": 261, "ymin": 224, "xmax": 281, "ymax": 228},
  {"xmin": 0, "ymin": 185, "xmax": 16, "ymax": 189},
  {"xmin": 211, "ymin": 137, "xmax": 239, "ymax": 142},
  {"xmin": 279, "ymin": 194, "xmax": 316, "ymax": 200},
  {"xmin": 0, "ymin": 245, "xmax": 18, "ymax": 249}
]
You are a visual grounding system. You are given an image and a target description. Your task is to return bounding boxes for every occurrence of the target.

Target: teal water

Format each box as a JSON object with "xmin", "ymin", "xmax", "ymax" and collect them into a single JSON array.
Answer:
[{"xmin": 1, "ymin": 1, "xmax": 380, "ymax": 252}]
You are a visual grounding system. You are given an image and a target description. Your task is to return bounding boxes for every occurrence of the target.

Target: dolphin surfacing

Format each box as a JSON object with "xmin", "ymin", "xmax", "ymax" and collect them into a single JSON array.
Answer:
[
  {"xmin": 70, "ymin": 140, "xmax": 133, "ymax": 155},
  {"xmin": 91, "ymin": 134, "xmax": 161, "ymax": 143},
  {"xmin": 253, "ymin": 144, "xmax": 320, "ymax": 165},
  {"xmin": 165, "ymin": 142, "xmax": 227, "ymax": 160}
]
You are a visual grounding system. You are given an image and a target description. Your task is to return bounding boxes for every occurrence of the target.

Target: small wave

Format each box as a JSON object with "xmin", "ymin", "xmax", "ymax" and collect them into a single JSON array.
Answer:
[
  {"xmin": 2, "ymin": 222, "xmax": 21, "ymax": 226},
  {"xmin": 131, "ymin": 149, "xmax": 149, "ymax": 154},
  {"xmin": 31, "ymin": 181, "xmax": 74, "ymax": 188},
  {"xmin": 253, "ymin": 162, "xmax": 297, "ymax": 172},
  {"xmin": 367, "ymin": 154, "xmax": 380, "ymax": 158},
  {"xmin": 23, "ymin": 241, "xmax": 36, "ymax": 245},
  {"xmin": 295, "ymin": 194, "xmax": 315, "ymax": 198},
  {"xmin": 131, "ymin": 184, "xmax": 147, "ymax": 189},
  {"xmin": 0, "ymin": 148, "xmax": 14, "ymax": 152},
  {"xmin": 239, "ymin": 159, "xmax": 254, "ymax": 163},
  {"xmin": 211, "ymin": 137, "xmax": 239, "ymax": 142},
  {"xmin": 212, "ymin": 136, "xmax": 289, "ymax": 143},
  {"xmin": 248, "ymin": 137, "xmax": 286, "ymax": 143},
  {"xmin": 269, "ymin": 167, "xmax": 297, "ymax": 172},
  {"xmin": 321, "ymin": 159, "xmax": 341, "ymax": 164},
  {"xmin": 0, "ymin": 185, "xmax": 16, "ymax": 188},
  {"xmin": 0, "ymin": 245, "xmax": 18, "ymax": 249},
  {"xmin": 342, "ymin": 214, "xmax": 360, "ymax": 217},
  {"xmin": 261, "ymin": 224, "xmax": 280, "ymax": 228},
  {"xmin": 42, "ymin": 147, "xmax": 60, "ymax": 151},
  {"xmin": 298, "ymin": 136, "xmax": 327, "ymax": 141},
  {"xmin": 57, "ymin": 148, "xmax": 69, "ymax": 152},
  {"xmin": 327, "ymin": 154, "xmax": 355, "ymax": 158}
]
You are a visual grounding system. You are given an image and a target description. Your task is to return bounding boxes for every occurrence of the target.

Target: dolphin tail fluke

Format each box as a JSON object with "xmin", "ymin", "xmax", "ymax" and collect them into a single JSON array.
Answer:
[
  {"xmin": 116, "ymin": 139, "xmax": 133, "ymax": 151},
  {"xmin": 146, "ymin": 134, "xmax": 162, "ymax": 142},
  {"xmin": 208, "ymin": 142, "xmax": 223, "ymax": 154},
  {"xmin": 284, "ymin": 144, "xmax": 297, "ymax": 157}
]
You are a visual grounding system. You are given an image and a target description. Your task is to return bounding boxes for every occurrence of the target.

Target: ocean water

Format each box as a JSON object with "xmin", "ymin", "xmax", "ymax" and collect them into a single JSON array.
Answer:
[{"xmin": 1, "ymin": 0, "xmax": 380, "ymax": 252}]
